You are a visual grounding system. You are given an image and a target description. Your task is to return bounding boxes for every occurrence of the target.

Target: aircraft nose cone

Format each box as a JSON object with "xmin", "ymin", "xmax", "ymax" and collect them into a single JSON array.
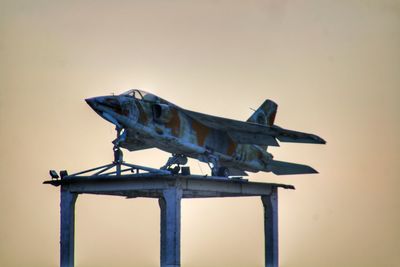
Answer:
[
  {"xmin": 85, "ymin": 95, "xmax": 123, "ymax": 114},
  {"xmin": 85, "ymin": 97, "xmax": 100, "ymax": 111},
  {"xmin": 85, "ymin": 97, "xmax": 95, "ymax": 106}
]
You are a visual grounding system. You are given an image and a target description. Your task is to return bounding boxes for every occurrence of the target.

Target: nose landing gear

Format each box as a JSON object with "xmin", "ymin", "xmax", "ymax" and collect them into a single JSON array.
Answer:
[{"xmin": 161, "ymin": 154, "xmax": 189, "ymax": 175}]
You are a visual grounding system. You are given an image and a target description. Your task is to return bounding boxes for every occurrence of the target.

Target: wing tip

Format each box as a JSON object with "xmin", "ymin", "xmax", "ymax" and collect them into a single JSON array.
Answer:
[
  {"xmin": 277, "ymin": 135, "xmax": 327, "ymax": 145},
  {"xmin": 306, "ymin": 134, "xmax": 326, "ymax": 144},
  {"xmin": 314, "ymin": 135, "xmax": 327, "ymax": 145}
]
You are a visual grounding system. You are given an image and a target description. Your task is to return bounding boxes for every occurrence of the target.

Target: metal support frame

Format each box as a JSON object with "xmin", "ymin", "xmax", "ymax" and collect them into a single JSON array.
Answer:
[
  {"xmin": 57, "ymin": 127, "xmax": 170, "ymax": 179},
  {"xmin": 49, "ymin": 175, "xmax": 292, "ymax": 267},
  {"xmin": 61, "ymin": 149, "xmax": 169, "ymax": 179}
]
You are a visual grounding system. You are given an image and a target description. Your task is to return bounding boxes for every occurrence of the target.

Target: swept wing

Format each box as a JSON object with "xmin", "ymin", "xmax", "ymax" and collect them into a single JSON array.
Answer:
[{"xmin": 181, "ymin": 109, "xmax": 325, "ymax": 146}]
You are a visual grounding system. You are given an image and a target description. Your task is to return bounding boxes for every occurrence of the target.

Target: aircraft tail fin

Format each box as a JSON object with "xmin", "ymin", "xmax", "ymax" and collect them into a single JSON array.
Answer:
[
  {"xmin": 268, "ymin": 160, "xmax": 318, "ymax": 175},
  {"xmin": 247, "ymin": 99, "xmax": 278, "ymax": 126}
]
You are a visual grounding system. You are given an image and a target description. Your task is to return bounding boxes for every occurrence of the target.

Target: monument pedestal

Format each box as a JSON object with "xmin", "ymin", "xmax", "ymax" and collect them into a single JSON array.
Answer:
[{"xmin": 45, "ymin": 174, "xmax": 294, "ymax": 267}]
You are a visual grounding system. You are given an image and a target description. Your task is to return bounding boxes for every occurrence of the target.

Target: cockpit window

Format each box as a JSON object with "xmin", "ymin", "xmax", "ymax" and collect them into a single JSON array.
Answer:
[
  {"xmin": 121, "ymin": 89, "xmax": 157, "ymax": 101},
  {"xmin": 121, "ymin": 89, "xmax": 165, "ymax": 103},
  {"xmin": 142, "ymin": 93, "xmax": 158, "ymax": 102},
  {"xmin": 121, "ymin": 89, "xmax": 142, "ymax": 99}
]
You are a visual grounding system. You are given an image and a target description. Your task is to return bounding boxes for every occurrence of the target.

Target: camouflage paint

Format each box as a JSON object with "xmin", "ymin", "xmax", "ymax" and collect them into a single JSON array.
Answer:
[{"xmin": 85, "ymin": 89, "xmax": 324, "ymax": 175}]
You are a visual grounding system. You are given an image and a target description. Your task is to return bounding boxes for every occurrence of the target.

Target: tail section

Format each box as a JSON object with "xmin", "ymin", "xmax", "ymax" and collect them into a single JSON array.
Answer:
[
  {"xmin": 246, "ymin": 99, "xmax": 323, "ymax": 176},
  {"xmin": 247, "ymin": 99, "xmax": 326, "ymax": 145},
  {"xmin": 247, "ymin": 99, "xmax": 278, "ymax": 126}
]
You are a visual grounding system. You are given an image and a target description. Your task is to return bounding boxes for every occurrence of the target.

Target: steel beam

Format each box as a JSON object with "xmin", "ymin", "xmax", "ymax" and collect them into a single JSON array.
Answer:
[
  {"xmin": 60, "ymin": 186, "xmax": 78, "ymax": 267},
  {"xmin": 45, "ymin": 175, "xmax": 294, "ymax": 198},
  {"xmin": 159, "ymin": 188, "xmax": 182, "ymax": 267},
  {"xmin": 262, "ymin": 187, "xmax": 278, "ymax": 267}
]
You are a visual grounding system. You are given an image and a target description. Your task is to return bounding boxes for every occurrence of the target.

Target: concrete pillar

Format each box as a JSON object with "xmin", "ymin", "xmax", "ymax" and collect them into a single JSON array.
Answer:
[
  {"xmin": 158, "ymin": 188, "xmax": 182, "ymax": 267},
  {"xmin": 262, "ymin": 188, "xmax": 278, "ymax": 267},
  {"xmin": 60, "ymin": 186, "xmax": 78, "ymax": 267}
]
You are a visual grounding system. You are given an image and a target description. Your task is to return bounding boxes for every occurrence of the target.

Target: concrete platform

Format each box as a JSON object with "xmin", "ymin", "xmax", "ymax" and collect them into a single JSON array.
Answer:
[{"xmin": 44, "ymin": 174, "xmax": 294, "ymax": 267}]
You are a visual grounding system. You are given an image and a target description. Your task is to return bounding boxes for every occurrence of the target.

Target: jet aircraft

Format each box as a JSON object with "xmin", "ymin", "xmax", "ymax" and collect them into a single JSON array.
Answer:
[{"xmin": 86, "ymin": 89, "xmax": 325, "ymax": 177}]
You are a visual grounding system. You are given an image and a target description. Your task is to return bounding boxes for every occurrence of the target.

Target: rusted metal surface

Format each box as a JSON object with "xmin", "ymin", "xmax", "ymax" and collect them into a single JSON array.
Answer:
[{"xmin": 85, "ymin": 89, "xmax": 325, "ymax": 177}]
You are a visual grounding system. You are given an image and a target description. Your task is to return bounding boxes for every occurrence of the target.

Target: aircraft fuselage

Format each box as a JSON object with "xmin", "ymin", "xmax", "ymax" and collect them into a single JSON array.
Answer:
[{"xmin": 86, "ymin": 92, "xmax": 268, "ymax": 173}]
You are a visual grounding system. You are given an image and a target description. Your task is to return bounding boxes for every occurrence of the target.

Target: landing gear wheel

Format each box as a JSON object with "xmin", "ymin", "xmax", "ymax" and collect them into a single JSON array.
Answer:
[
  {"xmin": 218, "ymin": 167, "xmax": 230, "ymax": 177},
  {"xmin": 213, "ymin": 167, "xmax": 230, "ymax": 177},
  {"xmin": 168, "ymin": 165, "xmax": 181, "ymax": 175}
]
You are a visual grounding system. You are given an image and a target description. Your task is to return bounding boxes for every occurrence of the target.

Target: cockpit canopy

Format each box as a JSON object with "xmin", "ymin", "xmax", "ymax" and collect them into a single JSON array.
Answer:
[{"xmin": 121, "ymin": 89, "xmax": 159, "ymax": 102}]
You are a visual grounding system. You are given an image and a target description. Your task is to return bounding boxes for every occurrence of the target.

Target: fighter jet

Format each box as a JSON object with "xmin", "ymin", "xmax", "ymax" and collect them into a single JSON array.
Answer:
[{"xmin": 86, "ymin": 89, "xmax": 325, "ymax": 177}]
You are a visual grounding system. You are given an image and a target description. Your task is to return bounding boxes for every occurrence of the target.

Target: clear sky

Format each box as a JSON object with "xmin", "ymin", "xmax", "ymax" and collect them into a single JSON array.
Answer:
[{"xmin": 1, "ymin": 0, "xmax": 399, "ymax": 266}]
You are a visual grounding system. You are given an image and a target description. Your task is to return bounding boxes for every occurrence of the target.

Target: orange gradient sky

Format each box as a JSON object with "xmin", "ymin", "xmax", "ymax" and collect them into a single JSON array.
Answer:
[{"xmin": 0, "ymin": 1, "xmax": 399, "ymax": 266}]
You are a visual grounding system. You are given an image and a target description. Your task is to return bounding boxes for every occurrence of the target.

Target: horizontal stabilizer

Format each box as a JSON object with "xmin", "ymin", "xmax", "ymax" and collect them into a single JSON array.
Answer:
[
  {"xmin": 269, "ymin": 160, "xmax": 318, "ymax": 175},
  {"xmin": 273, "ymin": 125, "xmax": 326, "ymax": 144}
]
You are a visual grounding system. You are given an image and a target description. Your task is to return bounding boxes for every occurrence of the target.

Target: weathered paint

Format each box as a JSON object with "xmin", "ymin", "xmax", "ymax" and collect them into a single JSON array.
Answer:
[
  {"xmin": 226, "ymin": 138, "xmax": 237, "ymax": 156},
  {"xmin": 268, "ymin": 112, "xmax": 276, "ymax": 126},
  {"xmin": 85, "ymin": 89, "xmax": 325, "ymax": 176},
  {"xmin": 191, "ymin": 119, "xmax": 210, "ymax": 147},
  {"xmin": 136, "ymin": 100, "xmax": 149, "ymax": 125},
  {"xmin": 165, "ymin": 108, "xmax": 181, "ymax": 137}
]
